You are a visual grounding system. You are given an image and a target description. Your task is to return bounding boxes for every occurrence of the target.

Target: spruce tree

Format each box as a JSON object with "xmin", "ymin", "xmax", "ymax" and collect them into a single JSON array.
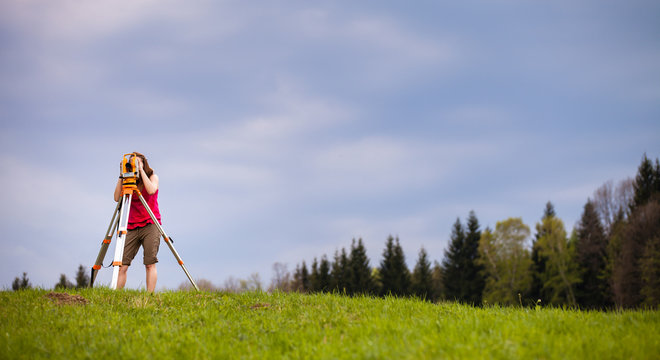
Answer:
[
  {"xmin": 379, "ymin": 235, "xmax": 410, "ymax": 296},
  {"xmin": 431, "ymin": 261, "xmax": 444, "ymax": 301},
  {"xmin": 349, "ymin": 238, "xmax": 374, "ymax": 295},
  {"xmin": 411, "ymin": 247, "xmax": 433, "ymax": 300},
  {"xmin": 55, "ymin": 274, "xmax": 74, "ymax": 289},
  {"xmin": 575, "ymin": 200, "xmax": 610, "ymax": 308},
  {"xmin": 330, "ymin": 248, "xmax": 350, "ymax": 293},
  {"xmin": 309, "ymin": 258, "xmax": 320, "ymax": 292},
  {"xmin": 530, "ymin": 202, "xmax": 555, "ymax": 303},
  {"xmin": 379, "ymin": 235, "xmax": 396, "ymax": 296},
  {"xmin": 393, "ymin": 237, "xmax": 411, "ymax": 296},
  {"xmin": 441, "ymin": 218, "xmax": 465, "ymax": 301},
  {"xmin": 318, "ymin": 255, "xmax": 331, "ymax": 293},
  {"xmin": 75, "ymin": 264, "xmax": 90, "ymax": 288},
  {"xmin": 630, "ymin": 153, "xmax": 657, "ymax": 212},
  {"xmin": 464, "ymin": 211, "xmax": 484, "ymax": 304},
  {"xmin": 12, "ymin": 272, "xmax": 31, "ymax": 291},
  {"xmin": 292, "ymin": 264, "xmax": 303, "ymax": 292},
  {"xmin": 301, "ymin": 261, "xmax": 310, "ymax": 292}
]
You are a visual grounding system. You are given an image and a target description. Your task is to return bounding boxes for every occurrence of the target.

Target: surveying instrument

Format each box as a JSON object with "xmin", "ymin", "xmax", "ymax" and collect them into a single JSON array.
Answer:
[{"xmin": 90, "ymin": 153, "xmax": 199, "ymax": 291}]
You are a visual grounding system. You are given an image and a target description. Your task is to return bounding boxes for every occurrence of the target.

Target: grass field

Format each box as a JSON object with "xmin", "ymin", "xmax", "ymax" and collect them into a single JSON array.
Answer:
[{"xmin": 1, "ymin": 289, "xmax": 658, "ymax": 359}]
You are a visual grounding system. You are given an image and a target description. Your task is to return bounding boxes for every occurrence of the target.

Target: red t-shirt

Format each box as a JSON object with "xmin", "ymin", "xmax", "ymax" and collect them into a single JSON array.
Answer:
[{"xmin": 128, "ymin": 188, "xmax": 162, "ymax": 230}]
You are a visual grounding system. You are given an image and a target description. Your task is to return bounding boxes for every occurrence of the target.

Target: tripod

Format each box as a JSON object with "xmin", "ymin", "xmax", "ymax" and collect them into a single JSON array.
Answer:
[{"xmin": 90, "ymin": 154, "xmax": 199, "ymax": 291}]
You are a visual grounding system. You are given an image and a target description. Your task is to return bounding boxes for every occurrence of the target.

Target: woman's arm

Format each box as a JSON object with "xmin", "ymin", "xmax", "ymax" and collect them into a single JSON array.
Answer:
[
  {"xmin": 114, "ymin": 177, "xmax": 122, "ymax": 202},
  {"xmin": 141, "ymin": 173, "xmax": 160, "ymax": 195},
  {"xmin": 138, "ymin": 158, "xmax": 159, "ymax": 195}
]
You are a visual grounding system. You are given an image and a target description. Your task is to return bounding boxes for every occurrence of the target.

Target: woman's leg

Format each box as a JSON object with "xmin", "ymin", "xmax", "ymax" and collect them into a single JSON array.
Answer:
[
  {"xmin": 145, "ymin": 264, "xmax": 157, "ymax": 292},
  {"xmin": 117, "ymin": 265, "xmax": 129, "ymax": 289}
]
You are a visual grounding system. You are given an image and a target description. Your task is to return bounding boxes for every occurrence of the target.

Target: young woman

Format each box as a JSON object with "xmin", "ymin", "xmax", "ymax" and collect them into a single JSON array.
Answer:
[{"xmin": 113, "ymin": 152, "xmax": 161, "ymax": 292}]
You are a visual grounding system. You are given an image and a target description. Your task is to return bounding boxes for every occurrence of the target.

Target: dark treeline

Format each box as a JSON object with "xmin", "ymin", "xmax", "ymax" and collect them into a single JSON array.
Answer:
[{"xmin": 278, "ymin": 154, "xmax": 660, "ymax": 309}]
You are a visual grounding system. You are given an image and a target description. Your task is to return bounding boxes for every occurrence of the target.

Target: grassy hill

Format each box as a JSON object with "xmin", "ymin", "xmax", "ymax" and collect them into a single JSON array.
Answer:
[{"xmin": 1, "ymin": 288, "xmax": 658, "ymax": 359}]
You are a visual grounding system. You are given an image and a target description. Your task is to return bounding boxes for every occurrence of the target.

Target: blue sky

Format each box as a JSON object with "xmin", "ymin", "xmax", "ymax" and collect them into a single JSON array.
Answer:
[{"xmin": 1, "ymin": 1, "xmax": 659, "ymax": 290}]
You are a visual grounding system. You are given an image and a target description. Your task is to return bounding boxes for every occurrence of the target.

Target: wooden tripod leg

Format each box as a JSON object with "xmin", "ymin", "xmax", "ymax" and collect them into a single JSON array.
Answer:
[
  {"xmin": 90, "ymin": 201, "xmax": 121, "ymax": 287},
  {"xmin": 136, "ymin": 191, "xmax": 200, "ymax": 291}
]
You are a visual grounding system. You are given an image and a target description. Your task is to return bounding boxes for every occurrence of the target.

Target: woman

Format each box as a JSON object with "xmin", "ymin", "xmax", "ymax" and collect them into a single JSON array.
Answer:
[{"xmin": 113, "ymin": 152, "xmax": 161, "ymax": 292}]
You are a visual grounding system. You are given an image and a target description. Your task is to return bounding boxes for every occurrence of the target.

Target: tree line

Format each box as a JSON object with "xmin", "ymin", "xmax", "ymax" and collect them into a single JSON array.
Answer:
[
  {"xmin": 275, "ymin": 154, "xmax": 660, "ymax": 309},
  {"xmin": 11, "ymin": 265, "xmax": 89, "ymax": 291}
]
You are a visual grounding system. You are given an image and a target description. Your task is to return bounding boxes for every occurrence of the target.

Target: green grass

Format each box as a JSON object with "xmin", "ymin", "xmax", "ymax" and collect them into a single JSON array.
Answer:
[{"xmin": 1, "ymin": 289, "xmax": 658, "ymax": 359}]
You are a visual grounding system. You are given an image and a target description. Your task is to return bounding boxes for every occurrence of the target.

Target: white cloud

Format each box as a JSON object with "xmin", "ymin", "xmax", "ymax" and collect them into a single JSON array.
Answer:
[{"xmin": 0, "ymin": 0, "xmax": 189, "ymax": 43}]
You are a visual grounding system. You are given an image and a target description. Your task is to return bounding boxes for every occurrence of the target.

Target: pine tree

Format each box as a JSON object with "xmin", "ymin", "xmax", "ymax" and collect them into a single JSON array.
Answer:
[
  {"xmin": 441, "ymin": 218, "xmax": 465, "ymax": 301},
  {"xmin": 75, "ymin": 264, "xmax": 90, "ymax": 288},
  {"xmin": 630, "ymin": 154, "xmax": 657, "ymax": 212},
  {"xmin": 393, "ymin": 237, "xmax": 411, "ymax": 296},
  {"xmin": 301, "ymin": 261, "xmax": 310, "ymax": 292},
  {"xmin": 330, "ymin": 248, "xmax": 350, "ymax": 293},
  {"xmin": 575, "ymin": 200, "xmax": 610, "ymax": 308},
  {"xmin": 379, "ymin": 235, "xmax": 396, "ymax": 295},
  {"xmin": 379, "ymin": 236, "xmax": 410, "ymax": 296},
  {"xmin": 431, "ymin": 261, "xmax": 444, "ymax": 301},
  {"xmin": 411, "ymin": 247, "xmax": 433, "ymax": 300},
  {"xmin": 318, "ymin": 255, "xmax": 331, "ymax": 293},
  {"xmin": 463, "ymin": 211, "xmax": 485, "ymax": 305},
  {"xmin": 292, "ymin": 264, "xmax": 303, "ymax": 292},
  {"xmin": 349, "ymin": 238, "xmax": 374, "ymax": 295},
  {"xmin": 12, "ymin": 272, "xmax": 31, "ymax": 291},
  {"xmin": 55, "ymin": 274, "xmax": 74, "ymax": 289},
  {"xmin": 530, "ymin": 202, "xmax": 556, "ymax": 303},
  {"xmin": 309, "ymin": 258, "xmax": 320, "ymax": 292}
]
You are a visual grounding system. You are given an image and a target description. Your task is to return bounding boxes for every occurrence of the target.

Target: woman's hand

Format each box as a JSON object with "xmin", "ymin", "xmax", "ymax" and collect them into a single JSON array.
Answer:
[
  {"xmin": 136, "ymin": 157, "xmax": 144, "ymax": 173},
  {"xmin": 137, "ymin": 157, "xmax": 159, "ymax": 195}
]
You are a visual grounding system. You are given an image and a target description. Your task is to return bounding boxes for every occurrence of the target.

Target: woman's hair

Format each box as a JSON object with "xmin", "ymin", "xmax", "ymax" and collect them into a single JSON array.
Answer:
[{"xmin": 133, "ymin": 152, "xmax": 154, "ymax": 185}]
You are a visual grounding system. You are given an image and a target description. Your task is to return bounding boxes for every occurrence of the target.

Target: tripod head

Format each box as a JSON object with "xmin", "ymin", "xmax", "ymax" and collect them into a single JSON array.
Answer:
[{"xmin": 120, "ymin": 153, "xmax": 140, "ymax": 187}]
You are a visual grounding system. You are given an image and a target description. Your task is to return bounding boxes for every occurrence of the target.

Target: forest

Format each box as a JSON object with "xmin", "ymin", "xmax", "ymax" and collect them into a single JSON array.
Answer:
[{"xmin": 279, "ymin": 154, "xmax": 660, "ymax": 309}]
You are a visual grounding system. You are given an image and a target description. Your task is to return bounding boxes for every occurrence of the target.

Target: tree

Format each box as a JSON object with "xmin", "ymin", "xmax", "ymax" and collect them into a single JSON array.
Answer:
[
  {"xmin": 55, "ymin": 274, "xmax": 74, "ymax": 290},
  {"xmin": 309, "ymin": 258, "xmax": 320, "ymax": 292},
  {"xmin": 431, "ymin": 261, "xmax": 444, "ymax": 301},
  {"xmin": 349, "ymin": 238, "xmax": 374, "ymax": 295},
  {"xmin": 463, "ymin": 211, "xmax": 485, "ymax": 304},
  {"xmin": 614, "ymin": 200, "xmax": 660, "ymax": 307},
  {"xmin": 529, "ymin": 202, "xmax": 555, "ymax": 303},
  {"xmin": 378, "ymin": 235, "xmax": 410, "ymax": 296},
  {"xmin": 630, "ymin": 153, "xmax": 659, "ymax": 213},
  {"xmin": 593, "ymin": 179, "xmax": 634, "ymax": 235},
  {"xmin": 12, "ymin": 272, "xmax": 31, "ymax": 291},
  {"xmin": 536, "ymin": 216, "xmax": 579, "ymax": 307},
  {"xmin": 318, "ymin": 255, "xmax": 331, "ymax": 293},
  {"xmin": 411, "ymin": 247, "xmax": 433, "ymax": 300},
  {"xmin": 640, "ymin": 229, "xmax": 660, "ymax": 307},
  {"xmin": 478, "ymin": 218, "xmax": 533, "ymax": 306},
  {"xmin": 75, "ymin": 264, "xmax": 90, "ymax": 289},
  {"xmin": 330, "ymin": 248, "xmax": 350, "ymax": 293},
  {"xmin": 269, "ymin": 262, "xmax": 292, "ymax": 292},
  {"xmin": 441, "ymin": 218, "xmax": 466, "ymax": 301},
  {"xmin": 292, "ymin": 261, "xmax": 310, "ymax": 293},
  {"xmin": 575, "ymin": 200, "xmax": 610, "ymax": 308},
  {"xmin": 612, "ymin": 154, "xmax": 660, "ymax": 308}
]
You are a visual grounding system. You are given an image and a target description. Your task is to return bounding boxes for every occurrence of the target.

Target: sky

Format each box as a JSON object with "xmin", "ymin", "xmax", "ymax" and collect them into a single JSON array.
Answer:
[{"xmin": 1, "ymin": 0, "xmax": 659, "ymax": 291}]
